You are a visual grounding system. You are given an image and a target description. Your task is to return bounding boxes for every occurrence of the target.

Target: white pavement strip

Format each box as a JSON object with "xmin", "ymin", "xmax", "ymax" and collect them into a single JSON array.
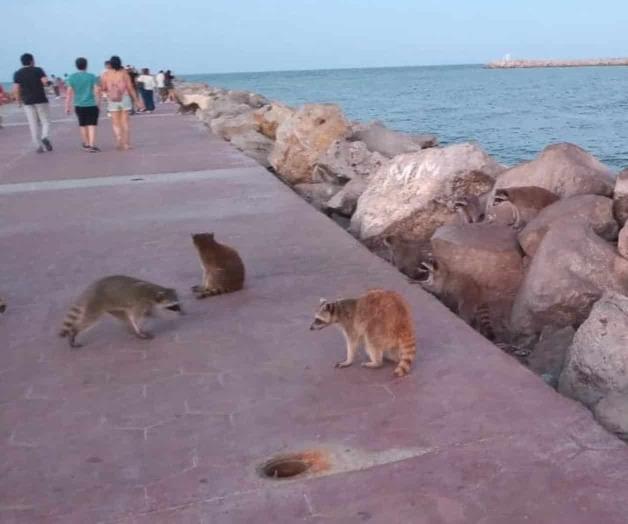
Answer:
[
  {"xmin": 0, "ymin": 167, "xmax": 263, "ymax": 194},
  {"xmin": 3, "ymin": 112, "xmax": 179, "ymax": 127}
]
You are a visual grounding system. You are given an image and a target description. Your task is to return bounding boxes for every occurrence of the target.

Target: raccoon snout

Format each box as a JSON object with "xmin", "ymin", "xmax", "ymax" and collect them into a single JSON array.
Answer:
[
  {"xmin": 165, "ymin": 303, "xmax": 184, "ymax": 314},
  {"xmin": 0, "ymin": 304, "xmax": 6, "ymax": 313}
]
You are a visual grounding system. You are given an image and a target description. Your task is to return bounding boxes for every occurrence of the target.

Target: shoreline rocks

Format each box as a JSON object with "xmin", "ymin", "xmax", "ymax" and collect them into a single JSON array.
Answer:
[{"xmin": 174, "ymin": 80, "xmax": 627, "ymax": 436}]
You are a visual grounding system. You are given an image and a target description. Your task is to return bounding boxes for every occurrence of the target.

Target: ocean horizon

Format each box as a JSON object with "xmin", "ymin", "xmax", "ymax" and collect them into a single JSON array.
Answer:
[{"xmin": 4, "ymin": 63, "xmax": 627, "ymax": 170}]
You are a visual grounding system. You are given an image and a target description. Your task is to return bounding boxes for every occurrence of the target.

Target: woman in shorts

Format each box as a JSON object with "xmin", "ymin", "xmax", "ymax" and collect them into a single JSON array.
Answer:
[
  {"xmin": 65, "ymin": 57, "xmax": 101, "ymax": 152},
  {"xmin": 100, "ymin": 55, "xmax": 143, "ymax": 150}
]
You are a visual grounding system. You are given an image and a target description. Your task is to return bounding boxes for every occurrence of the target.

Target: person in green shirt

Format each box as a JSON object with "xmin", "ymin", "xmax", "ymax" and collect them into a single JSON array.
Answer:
[{"xmin": 65, "ymin": 57, "xmax": 101, "ymax": 152}]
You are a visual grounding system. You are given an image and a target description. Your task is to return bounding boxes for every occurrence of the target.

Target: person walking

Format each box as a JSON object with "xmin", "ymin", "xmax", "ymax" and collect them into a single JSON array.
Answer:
[
  {"xmin": 100, "ymin": 55, "xmax": 143, "ymax": 150},
  {"xmin": 12, "ymin": 53, "xmax": 53, "ymax": 153},
  {"xmin": 136, "ymin": 68, "xmax": 156, "ymax": 113},
  {"xmin": 164, "ymin": 70, "xmax": 176, "ymax": 102},
  {"xmin": 155, "ymin": 70, "xmax": 166, "ymax": 103},
  {"xmin": 65, "ymin": 57, "xmax": 101, "ymax": 152}
]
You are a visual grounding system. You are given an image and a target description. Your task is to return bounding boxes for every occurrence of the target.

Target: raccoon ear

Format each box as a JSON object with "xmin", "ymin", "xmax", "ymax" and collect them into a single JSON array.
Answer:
[{"xmin": 319, "ymin": 297, "xmax": 327, "ymax": 305}]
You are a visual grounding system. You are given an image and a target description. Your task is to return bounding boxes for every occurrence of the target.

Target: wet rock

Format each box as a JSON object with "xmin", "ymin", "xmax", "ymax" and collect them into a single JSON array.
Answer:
[
  {"xmin": 593, "ymin": 391, "xmax": 628, "ymax": 441},
  {"xmin": 351, "ymin": 143, "xmax": 504, "ymax": 247},
  {"xmin": 559, "ymin": 293, "xmax": 628, "ymax": 407},
  {"xmin": 512, "ymin": 223, "xmax": 628, "ymax": 336},
  {"xmin": 350, "ymin": 121, "xmax": 437, "ymax": 158},
  {"xmin": 209, "ymin": 111, "xmax": 259, "ymax": 141},
  {"xmin": 313, "ymin": 140, "xmax": 386, "ymax": 183},
  {"xmin": 430, "ymin": 223, "xmax": 524, "ymax": 305},
  {"xmin": 526, "ymin": 326, "xmax": 575, "ymax": 388},
  {"xmin": 293, "ymin": 182, "xmax": 340, "ymax": 211},
  {"xmin": 518, "ymin": 195, "xmax": 618, "ymax": 257},
  {"xmin": 254, "ymin": 103, "xmax": 295, "ymax": 140},
  {"xmin": 270, "ymin": 104, "xmax": 351, "ymax": 184},
  {"xmin": 614, "ymin": 169, "xmax": 628, "ymax": 227},
  {"xmin": 325, "ymin": 177, "xmax": 369, "ymax": 217},
  {"xmin": 495, "ymin": 143, "xmax": 615, "ymax": 198},
  {"xmin": 229, "ymin": 130, "xmax": 274, "ymax": 169}
]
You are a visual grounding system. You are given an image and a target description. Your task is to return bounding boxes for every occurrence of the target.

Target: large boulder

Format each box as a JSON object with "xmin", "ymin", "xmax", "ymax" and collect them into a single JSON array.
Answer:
[
  {"xmin": 430, "ymin": 223, "xmax": 524, "ymax": 304},
  {"xmin": 225, "ymin": 90, "xmax": 269, "ymax": 108},
  {"xmin": 511, "ymin": 221, "xmax": 628, "ymax": 336},
  {"xmin": 178, "ymin": 93, "xmax": 212, "ymax": 111},
  {"xmin": 619, "ymin": 224, "xmax": 628, "ymax": 259},
  {"xmin": 526, "ymin": 326, "xmax": 575, "ymax": 388},
  {"xmin": 559, "ymin": 293, "xmax": 628, "ymax": 407},
  {"xmin": 209, "ymin": 111, "xmax": 259, "ymax": 141},
  {"xmin": 614, "ymin": 169, "xmax": 628, "ymax": 227},
  {"xmin": 229, "ymin": 130, "xmax": 274, "ymax": 169},
  {"xmin": 313, "ymin": 140, "xmax": 386, "ymax": 183},
  {"xmin": 254, "ymin": 103, "xmax": 295, "ymax": 140},
  {"xmin": 593, "ymin": 391, "xmax": 628, "ymax": 441},
  {"xmin": 325, "ymin": 177, "xmax": 369, "ymax": 218},
  {"xmin": 518, "ymin": 195, "xmax": 618, "ymax": 257},
  {"xmin": 350, "ymin": 143, "xmax": 504, "ymax": 246},
  {"xmin": 350, "ymin": 121, "xmax": 437, "ymax": 158},
  {"xmin": 270, "ymin": 104, "xmax": 351, "ymax": 184},
  {"xmin": 200, "ymin": 99, "xmax": 253, "ymax": 122},
  {"xmin": 495, "ymin": 143, "xmax": 615, "ymax": 198}
]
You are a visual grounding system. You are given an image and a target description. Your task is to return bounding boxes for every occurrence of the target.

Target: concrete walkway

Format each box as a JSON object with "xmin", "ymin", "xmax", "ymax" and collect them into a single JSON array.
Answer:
[{"xmin": 1, "ymin": 101, "xmax": 627, "ymax": 524}]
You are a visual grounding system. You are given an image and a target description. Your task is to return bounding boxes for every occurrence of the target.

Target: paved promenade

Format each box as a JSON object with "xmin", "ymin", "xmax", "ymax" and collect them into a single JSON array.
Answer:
[{"xmin": 1, "ymin": 101, "xmax": 627, "ymax": 523}]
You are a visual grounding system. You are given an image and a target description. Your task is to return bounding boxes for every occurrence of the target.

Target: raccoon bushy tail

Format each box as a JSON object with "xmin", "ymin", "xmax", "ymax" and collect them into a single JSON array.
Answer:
[
  {"xmin": 394, "ymin": 339, "xmax": 416, "ymax": 377},
  {"xmin": 59, "ymin": 305, "xmax": 82, "ymax": 337},
  {"xmin": 475, "ymin": 303, "xmax": 495, "ymax": 341}
]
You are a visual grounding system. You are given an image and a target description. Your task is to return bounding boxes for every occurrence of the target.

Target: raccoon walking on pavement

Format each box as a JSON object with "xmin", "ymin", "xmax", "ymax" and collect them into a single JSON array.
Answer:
[
  {"xmin": 310, "ymin": 289, "xmax": 417, "ymax": 377},
  {"xmin": 59, "ymin": 275, "xmax": 183, "ymax": 348}
]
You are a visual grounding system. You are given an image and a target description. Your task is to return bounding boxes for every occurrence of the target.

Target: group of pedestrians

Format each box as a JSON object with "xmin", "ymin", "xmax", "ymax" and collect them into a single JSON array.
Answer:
[{"xmin": 12, "ymin": 52, "xmax": 176, "ymax": 154}]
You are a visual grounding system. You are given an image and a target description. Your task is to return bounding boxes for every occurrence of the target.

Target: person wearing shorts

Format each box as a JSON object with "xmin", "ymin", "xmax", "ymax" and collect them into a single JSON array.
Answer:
[
  {"xmin": 100, "ymin": 55, "xmax": 143, "ymax": 150},
  {"xmin": 65, "ymin": 57, "xmax": 101, "ymax": 152}
]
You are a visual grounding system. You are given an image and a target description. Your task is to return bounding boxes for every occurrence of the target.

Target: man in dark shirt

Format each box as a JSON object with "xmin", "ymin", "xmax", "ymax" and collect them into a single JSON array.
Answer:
[{"xmin": 13, "ymin": 53, "xmax": 53, "ymax": 153}]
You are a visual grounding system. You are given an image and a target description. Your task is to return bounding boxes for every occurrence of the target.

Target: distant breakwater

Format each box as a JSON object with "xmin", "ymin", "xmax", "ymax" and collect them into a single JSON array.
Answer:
[{"xmin": 487, "ymin": 57, "xmax": 628, "ymax": 69}]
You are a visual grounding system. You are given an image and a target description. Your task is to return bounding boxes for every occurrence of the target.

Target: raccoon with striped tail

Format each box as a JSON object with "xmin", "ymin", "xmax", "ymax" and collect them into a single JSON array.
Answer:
[
  {"xmin": 310, "ymin": 289, "xmax": 417, "ymax": 377},
  {"xmin": 59, "ymin": 275, "xmax": 183, "ymax": 348},
  {"xmin": 191, "ymin": 233, "xmax": 245, "ymax": 298}
]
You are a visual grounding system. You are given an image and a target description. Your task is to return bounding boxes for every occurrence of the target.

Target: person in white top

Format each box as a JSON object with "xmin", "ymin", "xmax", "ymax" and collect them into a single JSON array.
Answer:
[
  {"xmin": 155, "ymin": 70, "xmax": 166, "ymax": 103},
  {"xmin": 136, "ymin": 68, "xmax": 156, "ymax": 113}
]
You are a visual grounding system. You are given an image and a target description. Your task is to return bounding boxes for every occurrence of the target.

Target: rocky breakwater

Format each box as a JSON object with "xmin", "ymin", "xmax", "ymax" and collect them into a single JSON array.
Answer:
[{"xmin": 176, "ymin": 83, "xmax": 628, "ymax": 439}]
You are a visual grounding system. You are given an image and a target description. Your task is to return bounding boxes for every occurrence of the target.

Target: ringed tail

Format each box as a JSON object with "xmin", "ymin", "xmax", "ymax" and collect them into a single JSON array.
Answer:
[
  {"xmin": 59, "ymin": 305, "xmax": 82, "ymax": 337},
  {"xmin": 394, "ymin": 340, "xmax": 416, "ymax": 377},
  {"xmin": 476, "ymin": 303, "xmax": 495, "ymax": 341}
]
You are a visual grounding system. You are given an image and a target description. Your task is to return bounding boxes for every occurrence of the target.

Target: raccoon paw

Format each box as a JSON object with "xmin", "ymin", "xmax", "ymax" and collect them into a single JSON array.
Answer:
[
  {"xmin": 191, "ymin": 285, "xmax": 202, "ymax": 293},
  {"xmin": 361, "ymin": 361, "xmax": 384, "ymax": 369},
  {"xmin": 335, "ymin": 360, "xmax": 353, "ymax": 368},
  {"xmin": 136, "ymin": 331, "xmax": 154, "ymax": 340}
]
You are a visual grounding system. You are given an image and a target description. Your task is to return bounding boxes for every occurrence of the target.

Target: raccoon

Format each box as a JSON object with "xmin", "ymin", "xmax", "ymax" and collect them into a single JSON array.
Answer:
[
  {"xmin": 176, "ymin": 101, "xmax": 200, "ymax": 115},
  {"xmin": 453, "ymin": 194, "xmax": 488, "ymax": 224},
  {"xmin": 191, "ymin": 233, "xmax": 245, "ymax": 298},
  {"xmin": 487, "ymin": 187, "xmax": 559, "ymax": 230},
  {"xmin": 310, "ymin": 289, "xmax": 417, "ymax": 377},
  {"xmin": 59, "ymin": 275, "xmax": 183, "ymax": 348},
  {"xmin": 382, "ymin": 235, "xmax": 432, "ymax": 280},
  {"xmin": 415, "ymin": 260, "xmax": 495, "ymax": 341}
]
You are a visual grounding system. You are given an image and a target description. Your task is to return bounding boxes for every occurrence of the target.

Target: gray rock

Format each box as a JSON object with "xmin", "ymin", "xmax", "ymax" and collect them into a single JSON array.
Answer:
[
  {"xmin": 518, "ymin": 195, "xmax": 618, "ymax": 257},
  {"xmin": 229, "ymin": 130, "xmax": 274, "ymax": 169},
  {"xmin": 495, "ymin": 143, "xmax": 615, "ymax": 198},
  {"xmin": 313, "ymin": 140, "xmax": 386, "ymax": 183},
  {"xmin": 325, "ymin": 177, "xmax": 369, "ymax": 217},
  {"xmin": 350, "ymin": 121, "xmax": 437, "ymax": 158},
  {"xmin": 593, "ymin": 391, "xmax": 628, "ymax": 440},
  {"xmin": 619, "ymin": 224, "xmax": 628, "ymax": 259},
  {"xmin": 511, "ymin": 221, "xmax": 628, "ymax": 336},
  {"xmin": 614, "ymin": 169, "xmax": 628, "ymax": 227},
  {"xmin": 209, "ymin": 111, "xmax": 259, "ymax": 141},
  {"xmin": 559, "ymin": 293, "xmax": 628, "ymax": 407},
  {"xmin": 351, "ymin": 143, "xmax": 504, "ymax": 247},
  {"xmin": 527, "ymin": 326, "xmax": 575, "ymax": 388},
  {"xmin": 293, "ymin": 182, "xmax": 340, "ymax": 211}
]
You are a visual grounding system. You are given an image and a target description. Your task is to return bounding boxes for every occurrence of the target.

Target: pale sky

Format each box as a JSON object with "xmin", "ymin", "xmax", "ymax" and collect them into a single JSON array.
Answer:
[{"xmin": 2, "ymin": 0, "xmax": 627, "ymax": 80}]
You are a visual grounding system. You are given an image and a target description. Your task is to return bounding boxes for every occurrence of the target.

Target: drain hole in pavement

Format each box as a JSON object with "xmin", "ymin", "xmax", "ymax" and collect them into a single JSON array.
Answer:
[{"xmin": 259, "ymin": 450, "xmax": 328, "ymax": 480}]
